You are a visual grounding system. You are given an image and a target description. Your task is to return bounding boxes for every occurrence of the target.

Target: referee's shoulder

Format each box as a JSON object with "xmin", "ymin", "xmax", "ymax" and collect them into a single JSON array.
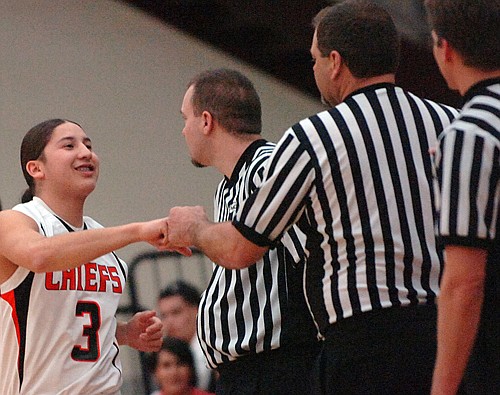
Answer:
[
  {"xmin": 426, "ymin": 98, "xmax": 460, "ymax": 116},
  {"xmin": 407, "ymin": 89, "xmax": 461, "ymax": 117}
]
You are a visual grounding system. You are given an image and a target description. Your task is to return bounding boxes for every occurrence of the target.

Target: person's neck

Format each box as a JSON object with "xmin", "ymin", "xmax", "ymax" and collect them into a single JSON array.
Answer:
[
  {"xmin": 214, "ymin": 133, "xmax": 262, "ymax": 179},
  {"xmin": 456, "ymin": 67, "xmax": 500, "ymax": 96},
  {"xmin": 340, "ymin": 73, "xmax": 395, "ymax": 102},
  {"xmin": 36, "ymin": 192, "xmax": 85, "ymax": 227}
]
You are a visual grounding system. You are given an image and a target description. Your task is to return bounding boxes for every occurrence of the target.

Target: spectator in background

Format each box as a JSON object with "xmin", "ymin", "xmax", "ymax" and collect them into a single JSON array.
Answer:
[
  {"xmin": 148, "ymin": 337, "xmax": 214, "ymax": 395},
  {"xmin": 158, "ymin": 280, "xmax": 216, "ymax": 391}
]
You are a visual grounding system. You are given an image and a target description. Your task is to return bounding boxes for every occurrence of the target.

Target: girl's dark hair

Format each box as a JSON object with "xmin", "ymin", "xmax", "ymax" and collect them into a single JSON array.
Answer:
[
  {"xmin": 146, "ymin": 337, "xmax": 197, "ymax": 386},
  {"xmin": 20, "ymin": 119, "xmax": 77, "ymax": 203}
]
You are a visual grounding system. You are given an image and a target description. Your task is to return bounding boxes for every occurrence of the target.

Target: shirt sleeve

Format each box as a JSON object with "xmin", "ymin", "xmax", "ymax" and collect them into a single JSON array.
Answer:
[
  {"xmin": 435, "ymin": 126, "xmax": 499, "ymax": 250},
  {"xmin": 233, "ymin": 125, "xmax": 315, "ymax": 246}
]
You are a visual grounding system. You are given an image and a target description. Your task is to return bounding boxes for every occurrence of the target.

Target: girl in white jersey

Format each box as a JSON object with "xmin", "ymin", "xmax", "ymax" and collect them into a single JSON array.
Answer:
[{"xmin": 0, "ymin": 119, "xmax": 183, "ymax": 395}]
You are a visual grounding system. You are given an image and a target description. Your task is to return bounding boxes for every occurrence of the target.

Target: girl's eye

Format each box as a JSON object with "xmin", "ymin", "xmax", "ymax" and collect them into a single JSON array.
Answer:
[{"xmin": 65, "ymin": 144, "xmax": 74, "ymax": 149}]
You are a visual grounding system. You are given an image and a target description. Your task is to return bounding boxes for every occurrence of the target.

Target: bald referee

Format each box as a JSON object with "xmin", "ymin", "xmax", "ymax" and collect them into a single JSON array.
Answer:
[{"xmin": 167, "ymin": 1, "xmax": 459, "ymax": 393}]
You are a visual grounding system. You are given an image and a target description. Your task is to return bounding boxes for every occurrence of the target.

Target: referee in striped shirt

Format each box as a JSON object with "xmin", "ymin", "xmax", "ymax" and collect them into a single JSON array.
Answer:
[
  {"xmin": 167, "ymin": 1, "xmax": 459, "ymax": 393},
  {"xmin": 425, "ymin": 1, "xmax": 500, "ymax": 393},
  {"xmin": 179, "ymin": 69, "xmax": 320, "ymax": 394}
]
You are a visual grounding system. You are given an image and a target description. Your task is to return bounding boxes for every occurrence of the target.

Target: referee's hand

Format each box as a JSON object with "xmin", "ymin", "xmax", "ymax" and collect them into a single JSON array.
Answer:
[{"xmin": 165, "ymin": 205, "xmax": 209, "ymax": 249}]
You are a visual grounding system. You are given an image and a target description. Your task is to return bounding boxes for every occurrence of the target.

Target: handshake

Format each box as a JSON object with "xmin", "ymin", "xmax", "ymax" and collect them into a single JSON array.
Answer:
[{"xmin": 146, "ymin": 206, "xmax": 209, "ymax": 257}]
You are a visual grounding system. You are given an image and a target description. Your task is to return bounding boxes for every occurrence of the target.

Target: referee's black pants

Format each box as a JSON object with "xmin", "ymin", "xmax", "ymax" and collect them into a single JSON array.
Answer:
[
  {"xmin": 215, "ymin": 341, "xmax": 321, "ymax": 395},
  {"xmin": 314, "ymin": 304, "xmax": 437, "ymax": 395}
]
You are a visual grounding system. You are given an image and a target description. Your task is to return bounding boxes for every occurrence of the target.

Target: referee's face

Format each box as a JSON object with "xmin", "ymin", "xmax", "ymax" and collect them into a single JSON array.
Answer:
[
  {"xmin": 311, "ymin": 30, "xmax": 335, "ymax": 107},
  {"xmin": 181, "ymin": 85, "xmax": 207, "ymax": 168}
]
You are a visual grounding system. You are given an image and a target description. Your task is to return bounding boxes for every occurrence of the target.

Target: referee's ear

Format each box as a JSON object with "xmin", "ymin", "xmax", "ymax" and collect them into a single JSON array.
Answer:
[
  {"xmin": 329, "ymin": 50, "xmax": 343, "ymax": 80},
  {"xmin": 201, "ymin": 111, "xmax": 215, "ymax": 135}
]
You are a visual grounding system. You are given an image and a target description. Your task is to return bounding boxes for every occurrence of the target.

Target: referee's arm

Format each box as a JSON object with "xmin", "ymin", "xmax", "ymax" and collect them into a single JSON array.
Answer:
[
  {"xmin": 167, "ymin": 205, "xmax": 268, "ymax": 269},
  {"xmin": 431, "ymin": 245, "xmax": 487, "ymax": 395}
]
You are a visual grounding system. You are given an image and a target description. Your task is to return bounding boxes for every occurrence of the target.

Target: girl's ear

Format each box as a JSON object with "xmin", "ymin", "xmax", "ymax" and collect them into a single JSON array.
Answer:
[{"xmin": 26, "ymin": 160, "xmax": 44, "ymax": 180}]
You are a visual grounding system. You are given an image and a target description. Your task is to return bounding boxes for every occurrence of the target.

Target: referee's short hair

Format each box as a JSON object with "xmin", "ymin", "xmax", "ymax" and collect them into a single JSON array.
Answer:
[
  {"xmin": 312, "ymin": 0, "xmax": 400, "ymax": 78},
  {"xmin": 187, "ymin": 68, "xmax": 262, "ymax": 136},
  {"xmin": 158, "ymin": 280, "xmax": 201, "ymax": 307},
  {"xmin": 425, "ymin": 0, "xmax": 500, "ymax": 70}
]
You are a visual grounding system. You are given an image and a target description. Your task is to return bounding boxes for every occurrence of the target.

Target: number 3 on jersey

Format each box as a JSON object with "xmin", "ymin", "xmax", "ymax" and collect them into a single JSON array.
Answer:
[{"xmin": 72, "ymin": 301, "xmax": 101, "ymax": 361}]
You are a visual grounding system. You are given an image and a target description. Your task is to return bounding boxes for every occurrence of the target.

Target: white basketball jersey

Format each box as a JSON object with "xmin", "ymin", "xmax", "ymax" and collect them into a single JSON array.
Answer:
[{"xmin": 0, "ymin": 197, "xmax": 127, "ymax": 395}]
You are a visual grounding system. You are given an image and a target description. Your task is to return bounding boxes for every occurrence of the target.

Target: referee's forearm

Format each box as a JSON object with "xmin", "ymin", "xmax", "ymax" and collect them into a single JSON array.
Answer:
[{"xmin": 196, "ymin": 221, "xmax": 267, "ymax": 269}]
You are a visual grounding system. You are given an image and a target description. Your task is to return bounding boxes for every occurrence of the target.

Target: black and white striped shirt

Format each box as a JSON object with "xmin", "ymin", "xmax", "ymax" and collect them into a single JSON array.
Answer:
[
  {"xmin": 435, "ymin": 78, "xmax": 500, "ymax": 321},
  {"xmin": 234, "ymin": 84, "xmax": 459, "ymax": 336},
  {"xmin": 197, "ymin": 140, "xmax": 317, "ymax": 368}
]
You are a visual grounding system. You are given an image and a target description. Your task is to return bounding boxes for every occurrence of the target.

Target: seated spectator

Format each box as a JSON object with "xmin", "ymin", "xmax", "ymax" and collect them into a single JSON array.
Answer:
[
  {"xmin": 157, "ymin": 280, "xmax": 216, "ymax": 391},
  {"xmin": 148, "ymin": 337, "xmax": 214, "ymax": 395}
]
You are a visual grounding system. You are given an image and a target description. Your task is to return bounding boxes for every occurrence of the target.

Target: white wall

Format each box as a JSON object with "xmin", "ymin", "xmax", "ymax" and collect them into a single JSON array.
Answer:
[{"xmin": 0, "ymin": 0, "xmax": 322, "ymax": 392}]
